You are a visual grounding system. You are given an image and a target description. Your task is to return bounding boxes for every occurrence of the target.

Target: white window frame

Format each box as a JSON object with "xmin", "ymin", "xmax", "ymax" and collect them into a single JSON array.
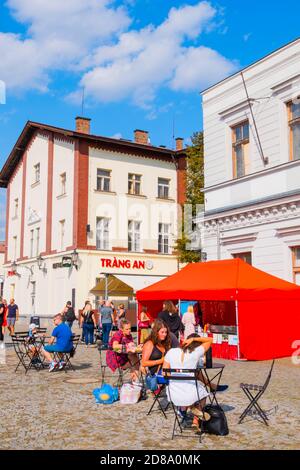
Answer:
[
  {"xmin": 36, "ymin": 227, "xmax": 40, "ymax": 256},
  {"xmin": 60, "ymin": 172, "xmax": 66, "ymax": 196},
  {"xmin": 30, "ymin": 229, "xmax": 34, "ymax": 258},
  {"xmin": 158, "ymin": 223, "xmax": 171, "ymax": 254},
  {"xmin": 128, "ymin": 173, "xmax": 142, "ymax": 195},
  {"xmin": 34, "ymin": 163, "xmax": 40, "ymax": 184},
  {"xmin": 97, "ymin": 169, "xmax": 111, "ymax": 192},
  {"xmin": 158, "ymin": 178, "xmax": 170, "ymax": 199},
  {"xmin": 60, "ymin": 220, "xmax": 65, "ymax": 251},
  {"xmin": 14, "ymin": 198, "xmax": 19, "ymax": 218},
  {"xmin": 128, "ymin": 220, "xmax": 141, "ymax": 252},
  {"xmin": 96, "ymin": 217, "xmax": 110, "ymax": 250}
]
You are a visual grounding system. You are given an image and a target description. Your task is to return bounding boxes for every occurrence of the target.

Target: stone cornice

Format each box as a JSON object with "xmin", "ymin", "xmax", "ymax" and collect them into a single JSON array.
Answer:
[{"xmin": 201, "ymin": 200, "xmax": 300, "ymax": 233}]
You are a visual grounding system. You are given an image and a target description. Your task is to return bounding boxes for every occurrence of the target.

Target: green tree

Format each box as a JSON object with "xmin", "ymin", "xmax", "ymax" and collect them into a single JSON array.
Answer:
[{"xmin": 175, "ymin": 131, "xmax": 204, "ymax": 263}]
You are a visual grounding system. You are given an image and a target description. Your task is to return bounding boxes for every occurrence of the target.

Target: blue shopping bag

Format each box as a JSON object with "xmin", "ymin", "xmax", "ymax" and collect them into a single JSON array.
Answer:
[{"xmin": 93, "ymin": 384, "xmax": 119, "ymax": 404}]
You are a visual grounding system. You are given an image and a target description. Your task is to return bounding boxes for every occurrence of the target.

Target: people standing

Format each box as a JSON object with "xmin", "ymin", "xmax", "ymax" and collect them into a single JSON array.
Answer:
[
  {"xmin": 116, "ymin": 304, "xmax": 126, "ymax": 329},
  {"xmin": 0, "ymin": 298, "xmax": 4, "ymax": 343},
  {"xmin": 182, "ymin": 305, "xmax": 196, "ymax": 339},
  {"xmin": 80, "ymin": 301, "xmax": 97, "ymax": 347},
  {"xmin": 138, "ymin": 306, "xmax": 151, "ymax": 344},
  {"xmin": 7, "ymin": 299, "xmax": 19, "ymax": 336},
  {"xmin": 61, "ymin": 301, "xmax": 76, "ymax": 330},
  {"xmin": 99, "ymin": 301, "xmax": 114, "ymax": 350},
  {"xmin": 1, "ymin": 299, "xmax": 7, "ymax": 338},
  {"xmin": 158, "ymin": 300, "xmax": 184, "ymax": 340}
]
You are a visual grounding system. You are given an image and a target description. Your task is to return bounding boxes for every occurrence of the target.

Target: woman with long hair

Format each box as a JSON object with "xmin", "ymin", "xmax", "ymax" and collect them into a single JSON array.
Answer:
[
  {"xmin": 182, "ymin": 305, "xmax": 196, "ymax": 339},
  {"xmin": 157, "ymin": 300, "xmax": 183, "ymax": 340},
  {"xmin": 141, "ymin": 319, "xmax": 172, "ymax": 376},
  {"xmin": 138, "ymin": 306, "xmax": 151, "ymax": 344},
  {"xmin": 163, "ymin": 334, "xmax": 213, "ymax": 427},
  {"xmin": 80, "ymin": 300, "xmax": 97, "ymax": 347}
]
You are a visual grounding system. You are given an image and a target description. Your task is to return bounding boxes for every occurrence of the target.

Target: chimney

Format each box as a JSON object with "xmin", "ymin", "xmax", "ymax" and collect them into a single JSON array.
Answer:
[
  {"xmin": 175, "ymin": 137, "xmax": 184, "ymax": 151},
  {"xmin": 75, "ymin": 116, "xmax": 91, "ymax": 134},
  {"xmin": 134, "ymin": 129, "xmax": 149, "ymax": 145}
]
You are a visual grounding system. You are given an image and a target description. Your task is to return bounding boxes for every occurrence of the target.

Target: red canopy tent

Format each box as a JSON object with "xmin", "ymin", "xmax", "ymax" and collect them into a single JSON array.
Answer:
[{"xmin": 136, "ymin": 259, "xmax": 300, "ymax": 360}]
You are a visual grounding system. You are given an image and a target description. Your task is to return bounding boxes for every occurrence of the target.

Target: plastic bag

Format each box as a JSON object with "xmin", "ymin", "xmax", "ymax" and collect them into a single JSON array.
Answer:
[
  {"xmin": 93, "ymin": 384, "xmax": 119, "ymax": 404},
  {"xmin": 119, "ymin": 383, "xmax": 141, "ymax": 404}
]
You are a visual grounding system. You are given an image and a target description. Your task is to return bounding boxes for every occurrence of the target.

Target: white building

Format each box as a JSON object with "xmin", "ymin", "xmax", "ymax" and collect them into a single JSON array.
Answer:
[
  {"xmin": 0, "ymin": 242, "xmax": 4, "ymax": 298},
  {"xmin": 0, "ymin": 118, "xmax": 186, "ymax": 319},
  {"xmin": 201, "ymin": 38, "xmax": 300, "ymax": 285}
]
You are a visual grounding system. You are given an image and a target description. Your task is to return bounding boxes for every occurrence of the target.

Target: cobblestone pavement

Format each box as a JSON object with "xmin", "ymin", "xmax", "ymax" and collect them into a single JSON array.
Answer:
[{"xmin": 0, "ymin": 320, "xmax": 300, "ymax": 450}]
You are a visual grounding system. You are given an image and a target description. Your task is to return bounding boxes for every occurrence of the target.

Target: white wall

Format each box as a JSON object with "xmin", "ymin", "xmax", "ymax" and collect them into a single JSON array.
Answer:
[
  {"xmin": 23, "ymin": 133, "xmax": 49, "ymax": 259},
  {"xmin": 203, "ymin": 39, "xmax": 300, "ymax": 210},
  {"xmin": 51, "ymin": 137, "xmax": 75, "ymax": 252},
  {"xmin": 7, "ymin": 161, "xmax": 23, "ymax": 261},
  {"xmin": 88, "ymin": 148, "xmax": 178, "ymax": 251}
]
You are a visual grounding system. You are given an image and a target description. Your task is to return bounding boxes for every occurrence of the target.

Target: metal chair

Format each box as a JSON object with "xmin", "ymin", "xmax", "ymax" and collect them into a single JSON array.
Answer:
[
  {"xmin": 239, "ymin": 359, "xmax": 275, "ymax": 426},
  {"xmin": 52, "ymin": 334, "xmax": 81, "ymax": 372},
  {"xmin": 163, "ymin": 368, "xmax": 209, "ymax": 441}
]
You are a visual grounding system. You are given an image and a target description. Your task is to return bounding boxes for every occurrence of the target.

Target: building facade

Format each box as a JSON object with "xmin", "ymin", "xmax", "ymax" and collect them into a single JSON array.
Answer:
[
  {"xmin": 0, "ymin": 242, "xmax": 4, "ymax": 298},
  {"xmin": 0, "ymin": 119, "xmax": 186, "ymax": 317},
  {"xmin": 201, "ymin": 38, "xmax": 300, "ymax": 284}
]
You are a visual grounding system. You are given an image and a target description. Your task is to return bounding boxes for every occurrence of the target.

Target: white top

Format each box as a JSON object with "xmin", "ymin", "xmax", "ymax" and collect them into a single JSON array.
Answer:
[{"xmin": 164, "ymin": 346, "xmax": 209, "ymax": 406}]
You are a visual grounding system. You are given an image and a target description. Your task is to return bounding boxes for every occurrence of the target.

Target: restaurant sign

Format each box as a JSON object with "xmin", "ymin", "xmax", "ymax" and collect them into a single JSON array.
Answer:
[{"xmin": 100, "ymin": 258, "xmax": 153, "ymax": 270}]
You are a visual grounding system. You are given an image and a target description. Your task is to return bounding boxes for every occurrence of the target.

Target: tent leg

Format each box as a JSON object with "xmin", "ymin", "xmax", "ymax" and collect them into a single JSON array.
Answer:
[{"xmin": 235, "ymin": 299, "xmax": 247, "ymax": 362}]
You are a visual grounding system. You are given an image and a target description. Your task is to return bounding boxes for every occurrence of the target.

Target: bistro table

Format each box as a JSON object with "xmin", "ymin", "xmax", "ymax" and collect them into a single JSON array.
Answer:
[{"xmin": 198, "ymin": 363, "xmax": 225, "ymax": 407}]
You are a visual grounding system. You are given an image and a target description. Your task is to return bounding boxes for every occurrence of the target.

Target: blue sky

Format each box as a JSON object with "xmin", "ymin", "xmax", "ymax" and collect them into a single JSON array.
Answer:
[{"xmin": 1, "ymin": 0, "xmax": 300, "ymax": 239}]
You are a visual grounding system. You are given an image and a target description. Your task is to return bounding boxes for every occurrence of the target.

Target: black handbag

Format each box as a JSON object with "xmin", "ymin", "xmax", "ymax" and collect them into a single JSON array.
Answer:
[{"xmin": 200, "ymin": 404, "xmax": 229, "ymax": 436}]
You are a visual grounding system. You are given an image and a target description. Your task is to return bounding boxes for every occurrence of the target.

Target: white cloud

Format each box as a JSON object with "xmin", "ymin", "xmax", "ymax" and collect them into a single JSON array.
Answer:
[
  {"xmin": 0, "ymin": 0, "xmax": 131, "ymax": 91},
  {"xmin": 0, "ymin": 1, "xmax": 237, "ymax": 107},
  {"xmin": 77, "ymin": 1, "xmax": 237, "ymax": 106},
  {"xmin": 170, "ymin": 46, "xmax": 237, "ymax": 91}
]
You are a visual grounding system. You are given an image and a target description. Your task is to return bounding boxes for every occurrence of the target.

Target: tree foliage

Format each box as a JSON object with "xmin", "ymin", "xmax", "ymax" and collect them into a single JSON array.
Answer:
[{"xmin": 175, "ymin": 131, "xmax": 204, "ymax": 263}]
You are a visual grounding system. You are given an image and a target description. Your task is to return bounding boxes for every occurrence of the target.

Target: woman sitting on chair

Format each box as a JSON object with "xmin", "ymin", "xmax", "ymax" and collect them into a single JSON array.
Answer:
[
  {"xmin": 141, "ymin": 319, "xmax": 172, "ymax": 380},
  {"xmin": 106, "ymin": 319, "xmax": 141, "ymax": 383},
  {"xmin": 163, "ymin": 334, "xmax": 213, "ymax": 427}
]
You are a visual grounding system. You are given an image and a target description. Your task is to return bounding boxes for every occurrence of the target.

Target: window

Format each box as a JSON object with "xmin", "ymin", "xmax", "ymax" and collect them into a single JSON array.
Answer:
[
  {"xmin": 232, "ymin": 121, "xmax": 250, "ymax": 178},
  {"xmin": 30, "ymin": 230, "xmax": 34, "ymax": 258},
  {"xmin": 158, "ymin": 223, "xmax": 171, "ymax": 254},
  {"xmin": 13, "ymin": 236, "xmax": 17, "ymax": 260},
  {"xmin": 34, "ymin": 163, "xmax": 40, "ymax": 183},
  {"xmin": 31, "ymin": 281, "xmax": 36, "ymax": 315},
  {"xmin": 233, "ymin": 252, "xmax": 252, "ymax": 265},
  {"xmin": 128, "ymin": 220, "xmax": 141, "ymax": 252},
  {"xmin": 60, "ymin": 173, "xmax": 66, "ymax": 195},
  {"xmin": 158, "ymin": 178, "xmax": 170, "ymax": 199},
  {"xmin": 60, "ymin": 220, "xmax": 65, "ymax": 251},
  {"xmin": 97, "ymin": 169, "xmax": 111, "ymax": 192},
  {"xmin": 288, "ymin": 102, "xmax": 300, "ymax": 161},
  {"xmin": 292, "ymin": 247, "xmax": 300, "ymax": 285},
  {"xmin": 36, "ymin": 228, "xmax": 40, "ymax": 256},
  {"xmin": 128, "ymin": 174, "xmax": 141, "ymax": 195},
  {"xmin": 96, "ymin": 217, "xmax": 110, "ymax": 250},
  {"xmin": 14, "ymin": 198, "xmax": 19, "ymax": 218}
]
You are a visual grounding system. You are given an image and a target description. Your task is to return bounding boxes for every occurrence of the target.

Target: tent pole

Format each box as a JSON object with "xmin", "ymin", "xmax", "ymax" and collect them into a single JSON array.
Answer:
[
  {"xmin": 235, "ymin": 299, "xmax": 247, "ymax": 361},
  {"xmin": 235, "ymin": 300, "xmax": 241, "ymax": 360},
  {"xmin": 136, "ymin": 300, "xmax": 139, "ymax": 345}
]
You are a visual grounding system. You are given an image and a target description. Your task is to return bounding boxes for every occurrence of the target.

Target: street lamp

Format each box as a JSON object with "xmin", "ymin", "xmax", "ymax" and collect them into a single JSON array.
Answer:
[
  {"xmin": 36, "ymin": 254, "xmax": 44, "ymax": 270},
  {"xmin": 71, "ymin": 249, "xmax": 79, "ymax": 270},
  {"xmin": 201, "ymin": 251, "xmax": 208, "ymax": 262}
]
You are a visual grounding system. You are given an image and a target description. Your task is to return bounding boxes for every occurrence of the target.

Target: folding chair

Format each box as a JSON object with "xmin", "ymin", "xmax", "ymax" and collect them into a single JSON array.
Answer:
[
  {"xmin": 163, "ymin": 368, "xmax": 209, "ymax": 441},
  {"xmin": 53, "ymin": 334, "xmax": 81, "ymax": 372},
  {"xmin": 11, "ymin": 336, "xmax": 45, "ymax": 374},
  {"xmin": 147, "ymin": 382, "xmax": 169, "ymax": 419},
  {"xmin": 239, "ymin": 359, "xmax": 275, "ymax": 426}
]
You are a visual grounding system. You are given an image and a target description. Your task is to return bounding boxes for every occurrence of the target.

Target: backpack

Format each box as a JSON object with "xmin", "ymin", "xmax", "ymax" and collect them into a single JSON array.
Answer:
[{"xmin": 200, "ymin": 404, "xmax": 229, "ymax": 436}]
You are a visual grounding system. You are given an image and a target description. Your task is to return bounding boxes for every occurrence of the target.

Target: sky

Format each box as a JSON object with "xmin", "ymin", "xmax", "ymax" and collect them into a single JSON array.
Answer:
[{"xmin": 0, "ymin": 0, "xmax": 300, "ymax": 239}]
